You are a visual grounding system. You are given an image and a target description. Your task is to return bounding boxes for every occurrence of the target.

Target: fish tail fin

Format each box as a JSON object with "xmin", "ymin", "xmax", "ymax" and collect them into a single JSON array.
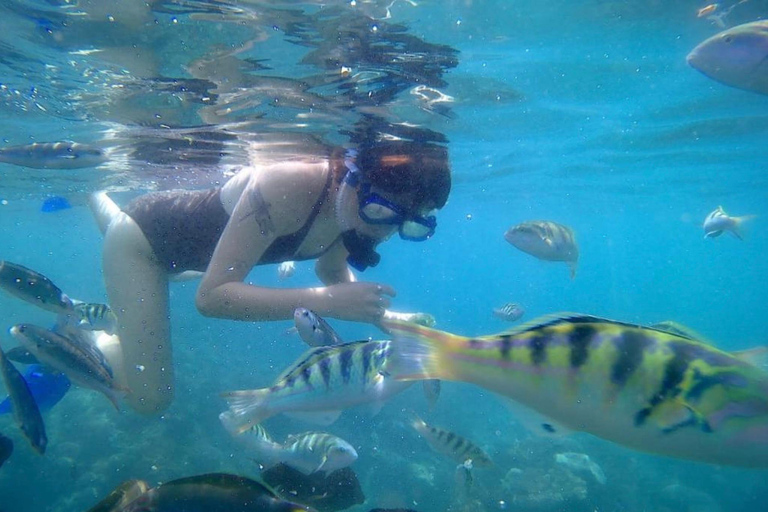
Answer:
[
  {"xmin": 568, "ymin": 261, "xmax": 577, "ymax": 279},
  {"xmin": 220, "ymin": 388, "xmax": 271, "ymax": 434},
  {"xmin": 89, "ymin": 191, "xmax": 122, "ymax": 235},
  {"xmin": 382, "ymin": 319, "xmax": 461, "ymax": 382},
  {"xmin": 732, "ymin": 215, "xmax": 757, "ymax": 240}
]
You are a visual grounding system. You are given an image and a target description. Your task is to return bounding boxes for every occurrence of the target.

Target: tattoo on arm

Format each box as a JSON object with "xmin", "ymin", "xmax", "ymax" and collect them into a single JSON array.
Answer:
[{"xmin": 240, "ymin": 186, "xmax": 275, "ymax": 236}]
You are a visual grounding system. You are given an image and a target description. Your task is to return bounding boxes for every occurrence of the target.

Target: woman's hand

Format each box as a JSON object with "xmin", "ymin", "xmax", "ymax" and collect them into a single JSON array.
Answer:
[{"xmin": 319, "ymin": 282, "xmax": 396, "ymax": 324}]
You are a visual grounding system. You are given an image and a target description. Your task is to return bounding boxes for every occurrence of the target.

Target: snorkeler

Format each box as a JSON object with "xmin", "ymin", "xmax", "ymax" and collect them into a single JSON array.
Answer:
[{"xmin": 89, "ymin": 139, "xmax": 451, "ymax": 414}]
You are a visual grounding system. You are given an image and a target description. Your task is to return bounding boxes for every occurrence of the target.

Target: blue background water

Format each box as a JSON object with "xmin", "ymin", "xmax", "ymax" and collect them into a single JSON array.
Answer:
[{"xmin": 1, "ymin": 1, "xmax": 767, "ymax": 511}]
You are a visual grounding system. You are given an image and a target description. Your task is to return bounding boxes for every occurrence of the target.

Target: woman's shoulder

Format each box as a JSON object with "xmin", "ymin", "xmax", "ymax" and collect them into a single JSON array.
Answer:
[{"xmin": 221, "ymin": 159, "xmax": 330, "ymax": 221}]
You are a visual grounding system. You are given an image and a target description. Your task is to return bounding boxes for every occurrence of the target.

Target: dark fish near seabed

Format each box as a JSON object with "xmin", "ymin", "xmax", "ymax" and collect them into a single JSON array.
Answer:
[
  {"xmin": 0, "ymin": 141, "xmax": 106, "ymax": 169},
  {"xmin": 0, "ymin": 433, "xmax": 13, "ymax": 468},
  {"xmin": 687, "ymin": 21, "xmax": 768, "ymax": 96},
  {"xmin": 492, "ymin": 302, "xmax": 525, "ymax": 322},
  {"xmin": 293, "ymin": 308, "xmax": 344, "ymax": 347},
  {"xmin": 0, "ymin": 346, "xmax": 47, "ymax": 454},
  {"xmin": 120, "ymin": 473, "xmax": 314, "ymax": 512},
  {"xmin": 10, "ymin": 324, "xmax": 126, "ymax": 410},
  {"xmin": 504, "ymin": 221, "xmax": 579, "ymax": 278},
  {"xmin": 262, "ymin": 464, "xmax": 364, "ymax": 512},
  {"xmin": 0, "ymin": 260, "xmax": 73, "ymax": 314}
]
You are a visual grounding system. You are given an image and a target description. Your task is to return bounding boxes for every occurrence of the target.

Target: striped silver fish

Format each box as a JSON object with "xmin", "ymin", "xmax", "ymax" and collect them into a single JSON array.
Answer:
[
  {"xmin": 10, "ymin": 324, "xmax": 126, "ymax": 410},
  {"xmin": 410, "ymin": 413, "xmax": 492, "ymax": 467},
  {"xmin": 0, "ymin": 260, "xmax": 73, "ymax": 314},
  {"xmin": 504, "ymin": 220, "xmax": 579, "ymax": 278},
  {"xmin": 221, "ymin": 340, "xmax": 412, "ymax": 433},
  {"xmin": 492, "ymin": 302, "xmax": 525, "ymax": 322},
  {"xmin": 384, "ymin": 313, "xmax": 768, "ymax": 468},
  {"xmin": 0, "ymin": 345, "xmax": 46, "ymax": 454},
  {"xmin": 71, "ymin": 302, "xmax": 118, "ymax": 335}
]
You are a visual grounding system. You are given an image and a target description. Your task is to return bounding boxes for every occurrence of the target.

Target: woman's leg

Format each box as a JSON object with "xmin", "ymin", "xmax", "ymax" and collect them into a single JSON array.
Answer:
[{"xmin": 100, "ymin": 204, "xmax": 174, "ymax": 415}]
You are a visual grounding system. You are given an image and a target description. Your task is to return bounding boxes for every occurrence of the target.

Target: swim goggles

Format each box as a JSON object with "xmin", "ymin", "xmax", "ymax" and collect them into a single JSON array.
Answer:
[{"xmin": 344, "ymin": 149, "xmax": 437, "ymax": 242}]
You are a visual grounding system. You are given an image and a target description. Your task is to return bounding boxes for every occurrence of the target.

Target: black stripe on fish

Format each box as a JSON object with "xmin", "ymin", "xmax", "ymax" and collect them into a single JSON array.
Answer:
[
  {"xmin": 634, "ymin": 343, "xmax": 690, "ymax": 427},
  {"xmin": 300, "ymin": 366, "xmax": 314, "ymax": 390},
  {"xmin": 499, "ymin": 335, "xmax": 512, "ymax": 360},
  {"xmin": 361, "ymin": 342, "xmax": 376, "ymax": 378},
  {"xmin": 568, "ymin": 325, "xmax": 594, "ymax": 369},
  {"xmin": 610, "ymin": 330, "xmax": 650, "ymax": 388},
  {"xmin": 529, "ymin": 332, "xmax": 548, "ymax": 366},
  {"xmin": 453, "ymin": 437, "xmax": 465, "ymax": 452},
  {"xmin": 318, "ymin": 357, "xmax": 332, "ymax": 389},
  {"xmin": 445, "ymin": 432, "xmax": 455, "ymax": 445},
  {"xmin": 339, "ymin": 348, "xmax": 354, "ymax": 384}
]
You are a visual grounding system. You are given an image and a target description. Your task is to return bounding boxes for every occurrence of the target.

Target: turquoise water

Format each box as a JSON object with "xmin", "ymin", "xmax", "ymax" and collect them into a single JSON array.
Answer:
[{"xmin": 1, "ymin": 0, "xmax": 768, "ymax": 511}]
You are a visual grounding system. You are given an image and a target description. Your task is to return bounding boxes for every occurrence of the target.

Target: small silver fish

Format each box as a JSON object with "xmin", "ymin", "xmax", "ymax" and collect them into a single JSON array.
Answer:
[
  {"xmin": 703, "ymin": 206, "xmax": 754, "ymax": 240},
  {"xmin": 410, "ymin": 412, "xmax": 493, "ymax": 467},
  {"xmin": 0, "ymin": 141, "xmax": 106, "ymax": 169},
  {"xmin": 10, "ymin": 324, "xmax": 126, "ymax": 410},
  {"xmin": 687, "ymin": 21, "xmax": 768, "ymax": 96},
  {"xmin": 71, "ymin": 302, "xmax": 119, "ymax": 335},
  {"xmin": 293, "ymin": 308, "xmax": 344, "ymax": 347},
  {"xmin": 504, "ymin": 221, "xmax": 579, "ymax": 278},
  {"xmin": 492, "ymin": 302, "xmax": 525, "ymax": 322},
  {"xmin": 0, "ymin": 260, "xmax": 73, "ymax": 314},
  {"xmin": 0, "ymin": 346, "xmax": 46, "ymax": 454}
]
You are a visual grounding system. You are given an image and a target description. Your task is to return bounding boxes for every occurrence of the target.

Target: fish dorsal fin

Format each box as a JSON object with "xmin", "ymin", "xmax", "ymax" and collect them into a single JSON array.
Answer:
[
  {"xmin": 481, "ymin": 312, "xmax": 604, "ymax": 339},
  {"xmin": 732, "ymin": 346, "xmax": 768, "ymax": 369},
  {"xmin": 648, "ymin": 321, "xmax": 707, "ymax": 343}
]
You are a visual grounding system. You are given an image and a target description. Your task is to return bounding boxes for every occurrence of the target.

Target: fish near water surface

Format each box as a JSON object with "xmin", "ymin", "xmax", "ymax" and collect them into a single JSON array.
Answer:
[
  {"xmin": 0, "ymin": 346, "xmax": 47, "ymax": 454},
  {"xmin": 222, "ymin": 340, "xmax": 413, "ymax": 433},
  {"xmin": 687, "ymin": 20, "xmax": 768, "ymax": 96},
  {"xmin": 0, "ymin": 141, "xmax": 106, "ymax": 169},
  {"xmin": 383, "ymin": 314, "xmax": 768, "ymax": 468},
  {"xmin": 703, "ymin": 206, "xmax": 754, "ymax": 239},
  {"xmin": 504, "ymin": 221, "xmax": 579, "ymax": 278}
]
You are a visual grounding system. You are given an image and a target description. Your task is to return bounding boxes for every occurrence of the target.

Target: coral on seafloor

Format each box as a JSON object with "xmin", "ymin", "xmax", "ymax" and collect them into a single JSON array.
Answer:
[{"xmin": 500, "ymin": 465, "xmax": 588, "ymax": 509}]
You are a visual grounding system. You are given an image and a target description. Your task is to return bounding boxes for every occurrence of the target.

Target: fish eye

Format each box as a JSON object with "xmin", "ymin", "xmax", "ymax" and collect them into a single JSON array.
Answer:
[{"xmin": 723, "ymin": 36, "xmax": 732, "ymax": 43}]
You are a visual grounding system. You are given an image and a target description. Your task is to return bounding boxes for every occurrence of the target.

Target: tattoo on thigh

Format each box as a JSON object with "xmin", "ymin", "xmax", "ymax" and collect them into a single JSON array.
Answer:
[{"xmin": 240, "ymin": 187, "xmax": 275, "ymax": 236}]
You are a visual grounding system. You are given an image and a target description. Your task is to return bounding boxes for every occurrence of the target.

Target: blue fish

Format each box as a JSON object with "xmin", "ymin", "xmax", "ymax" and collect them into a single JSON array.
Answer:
[
  {"xmin": 0, "ymin": 364, "xmax": 70, "ymax": 415},
  {"xmin": 41, "ymin": 196, "xmax": 71, "ymax": 213}
]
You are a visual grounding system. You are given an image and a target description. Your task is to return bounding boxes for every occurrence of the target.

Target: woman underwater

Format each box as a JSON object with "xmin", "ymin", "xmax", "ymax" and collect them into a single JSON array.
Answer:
[{"xmin": 90, "ymin": 139, "xmax": 452, "ymax": 414}]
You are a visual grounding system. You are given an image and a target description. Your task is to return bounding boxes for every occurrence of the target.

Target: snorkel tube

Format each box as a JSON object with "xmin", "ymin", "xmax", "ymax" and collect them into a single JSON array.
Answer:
[{"xmin": 336, "ymin": 149, "xmax": 381, "ymax": 271}]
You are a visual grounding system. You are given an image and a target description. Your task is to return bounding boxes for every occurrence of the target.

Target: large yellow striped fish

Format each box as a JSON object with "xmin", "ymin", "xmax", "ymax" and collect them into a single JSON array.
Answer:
[{"xmin": 383, "ymin": 314, "xmax": 768, "ymax": 468}]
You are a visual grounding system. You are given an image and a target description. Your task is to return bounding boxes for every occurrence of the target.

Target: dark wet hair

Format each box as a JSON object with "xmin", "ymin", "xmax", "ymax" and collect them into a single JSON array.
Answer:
[{"xmin": 356, "ymin": 140, "xmax": 451, "ymax": 211}]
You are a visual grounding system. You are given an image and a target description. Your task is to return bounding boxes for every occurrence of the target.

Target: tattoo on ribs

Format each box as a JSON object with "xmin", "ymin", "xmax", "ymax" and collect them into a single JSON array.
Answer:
[{"xmin": 240, "ymin": 187, "xmax": 275, "ymax": 236}]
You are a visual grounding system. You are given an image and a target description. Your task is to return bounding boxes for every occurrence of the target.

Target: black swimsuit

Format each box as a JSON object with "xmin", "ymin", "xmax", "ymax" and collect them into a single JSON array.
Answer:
[{"xmin": 123, "ymin": 172, "xmax": 333, "ymax": 273}]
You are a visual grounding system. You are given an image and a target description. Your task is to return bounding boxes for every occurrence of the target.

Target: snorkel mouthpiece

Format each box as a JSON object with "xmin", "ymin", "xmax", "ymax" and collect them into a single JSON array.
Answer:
[{"xmin": 342, "ymin": 230, "xmax": 381, "ymax": 271}]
